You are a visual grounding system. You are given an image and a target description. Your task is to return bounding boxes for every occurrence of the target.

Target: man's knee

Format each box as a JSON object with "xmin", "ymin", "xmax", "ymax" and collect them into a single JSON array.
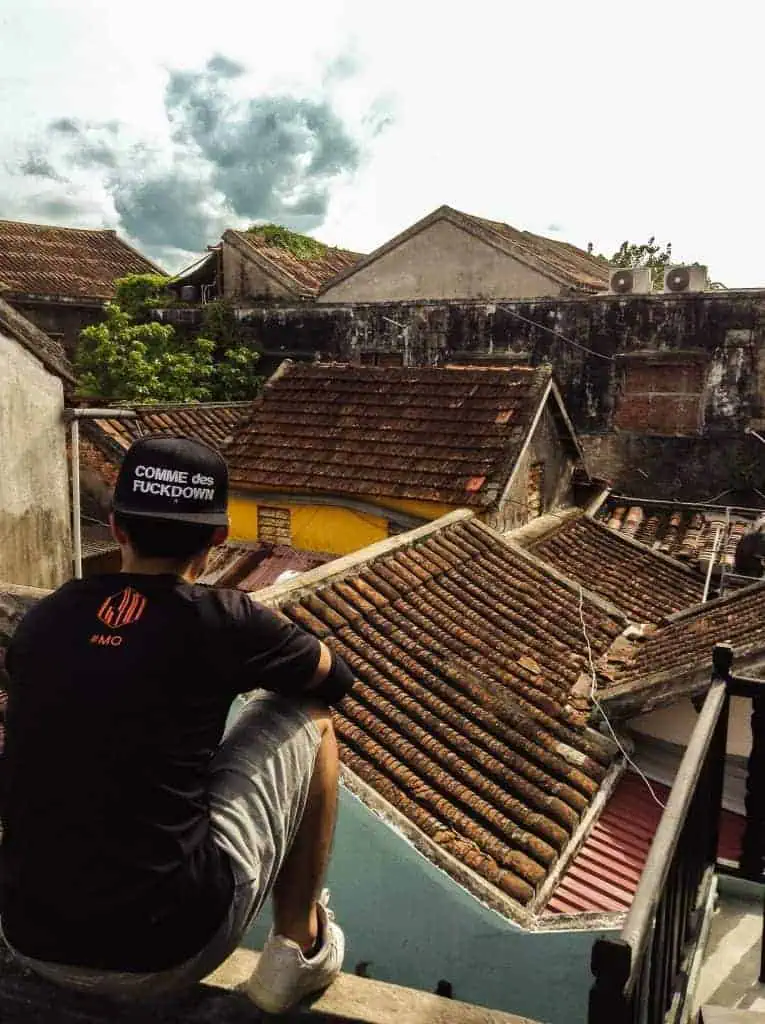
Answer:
[{"xmin": 300, "ymin": 699, "xmax": 335, "ymax": 738}]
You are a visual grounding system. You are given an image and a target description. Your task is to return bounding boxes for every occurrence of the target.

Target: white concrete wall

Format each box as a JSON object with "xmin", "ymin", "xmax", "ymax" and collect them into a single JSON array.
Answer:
[
  {"xmin": 0, "ymin": 332, "xmax": 71, "ymax": 587},
  {"xmin": 631, "ymin": 697, "xmax": 752, "ymax": 759},
  {"xmin": 318, "ymin": 220, "xmax": 561, "ymax": 303},
  {"xmin": 631, "ymin": 697, "xmax": 753, "ymax": 815}
]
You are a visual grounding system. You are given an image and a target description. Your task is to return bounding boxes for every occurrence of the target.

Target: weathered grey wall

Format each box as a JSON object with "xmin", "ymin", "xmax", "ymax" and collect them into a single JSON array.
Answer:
[
  {"xmin": 488, "ymin": 403, "xmax": 577, "ymax": 533},
  {"xmin": 222, "ymin": 241, "xmax": 295, "ymax": 303},
  {"xmin": 236, "ymin": 291, "xmax": 765, "ymax": 499},
  {"xmin": 0, "ymin": 333, "xmax": 71, "ymax": 588},
  {"xmin": 317, "ymin": 220, "xmax": 560, "ymax": 303},
  {"xmin": 7, "ymin": 299, "xmax": 103, "ymax": 360}
]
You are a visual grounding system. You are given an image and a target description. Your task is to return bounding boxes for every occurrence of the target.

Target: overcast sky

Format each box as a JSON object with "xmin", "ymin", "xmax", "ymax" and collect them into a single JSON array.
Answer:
[{"xmin": 0, "ymin": 0, "xmax": 762, "ymax": 283}]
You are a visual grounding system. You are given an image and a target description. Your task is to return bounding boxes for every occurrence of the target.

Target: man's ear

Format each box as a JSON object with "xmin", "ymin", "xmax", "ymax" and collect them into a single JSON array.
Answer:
[{"xmin": 109, "ymin": 512, "xmax": 128, "ymax": 545}]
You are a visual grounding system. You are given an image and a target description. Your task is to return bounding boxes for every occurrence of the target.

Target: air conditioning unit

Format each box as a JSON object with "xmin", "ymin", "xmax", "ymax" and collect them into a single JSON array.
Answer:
[
  {"xmin": 663, "ymin": 265, "xmax": 707, "ymax": 294},
  {"xmin": 607, "ymin": 267, "xmax": 653, "ymax": 295}
]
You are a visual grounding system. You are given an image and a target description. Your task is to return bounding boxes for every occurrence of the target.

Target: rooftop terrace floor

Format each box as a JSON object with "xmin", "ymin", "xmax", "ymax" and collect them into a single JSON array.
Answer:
[{"xmin": 696, "ymin": 877, "xmax": 765, "ymax": 1020}]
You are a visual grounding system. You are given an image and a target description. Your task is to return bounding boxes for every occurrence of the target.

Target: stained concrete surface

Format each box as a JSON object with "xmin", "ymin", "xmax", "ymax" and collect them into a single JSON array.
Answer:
[
  {"xmin": 695, "ymin": 877, "xmax": 765, "ymax": 1018},
  {"xmin": 0, "ymin": 943, "xmax": 538, "ymax": 1024}
]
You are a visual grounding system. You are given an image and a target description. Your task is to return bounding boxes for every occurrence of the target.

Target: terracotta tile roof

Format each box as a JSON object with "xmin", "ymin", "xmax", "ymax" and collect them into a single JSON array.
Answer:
[
  {"xmin": 199, "ymin": 542, "xmax": 330, "ymax": 591},
  {"xmin": 318, "ymin": 205, "xmax": 609, "ymax": 296},
  {"xmin": 529, "ymin": 513, "xmax": 705, "ymax": 623},
  {"xmin": 596, "ymin": 581, "xmax": 765, "ymax": 718},
  {"xmin": 226, "ymin": 229, "xmax": 362, "ymax": 297},
  {"xmin": 612, "ymin": 583, "xmax": 765, "ymax": 682},
  {"xmin": 257, "ymin": 513, "xmax": 622, "ymax": 911},
  {"xmin": 0, "ymin": 295, "xmax": 74, "ymax": 382},
  {"xmin": 226, "ymin": 362, "xmax": 560, "ymax": 508},
  {"xmin": 544, "ymin": 772, "xmax": 744, "ymax": 915},
  {"xmin": 459, "ymin": 210, "xmax": 610, "ymax": 293},
  {"xmin": 595, "ymin": 497, "xmax": 762, "ymax": 571},
  {"xmin": 0, "ymin": 219, "xmax": 164, "ymax": 300},
  {"xmin": 83, "ymin": 402, "xmax": 253, "ymax": 463}
]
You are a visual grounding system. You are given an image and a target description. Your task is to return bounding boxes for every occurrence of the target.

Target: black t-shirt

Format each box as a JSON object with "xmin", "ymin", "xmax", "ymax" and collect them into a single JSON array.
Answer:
[{"xmin": 0, "ymin": 573, "xmax": 321, "ymax": 972}]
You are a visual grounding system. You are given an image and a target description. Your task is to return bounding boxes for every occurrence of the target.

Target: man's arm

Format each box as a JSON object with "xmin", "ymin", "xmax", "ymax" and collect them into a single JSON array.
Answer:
[
  {"xmin": 219, "ymin": 594, "xmax": 354, "ymax": 705},
  {"xmin": 303, "ymin": 641, "xmax": 354, "ymax": 704}
]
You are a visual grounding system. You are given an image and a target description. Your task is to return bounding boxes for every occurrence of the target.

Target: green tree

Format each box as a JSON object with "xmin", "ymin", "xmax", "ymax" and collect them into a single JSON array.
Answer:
[
  {"xmin": 75, "ymin": 290, "xmax": 262, "ymax": 403},
  {"xmin": 588, "ymin": 238, "xmax": 725, "ymax": 289},
  {"xmin": 113, "ymin": 274, "xmax": 172, "ymax": 322},
  {"xmin": 588, "ymin": 237, "xmax": 673, "ymax": 288}
]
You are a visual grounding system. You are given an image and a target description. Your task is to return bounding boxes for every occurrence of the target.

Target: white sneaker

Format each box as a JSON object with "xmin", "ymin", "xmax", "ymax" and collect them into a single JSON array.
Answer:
[{"xmin": 246, "ymin": 890, "xmax": 345, "ymax": 1014}]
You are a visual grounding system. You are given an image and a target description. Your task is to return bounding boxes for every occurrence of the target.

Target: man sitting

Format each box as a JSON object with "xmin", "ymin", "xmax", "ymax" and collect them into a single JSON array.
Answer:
[{"xmin": 0, "ymin": 435, "xmax": 353, "ymax": 1013}]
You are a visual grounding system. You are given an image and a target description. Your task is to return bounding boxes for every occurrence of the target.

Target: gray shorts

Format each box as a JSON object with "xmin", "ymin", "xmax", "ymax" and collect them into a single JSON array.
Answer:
[{"xmin": 6, "ymin": 691, "xmax": 321, "ymax": 997}]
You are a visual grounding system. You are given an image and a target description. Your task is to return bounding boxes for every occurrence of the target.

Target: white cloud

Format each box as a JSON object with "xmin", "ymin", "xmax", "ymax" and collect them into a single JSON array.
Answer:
[{"xmin": 0, "ymin": 0, "xmax": 762, "ymax": 284}]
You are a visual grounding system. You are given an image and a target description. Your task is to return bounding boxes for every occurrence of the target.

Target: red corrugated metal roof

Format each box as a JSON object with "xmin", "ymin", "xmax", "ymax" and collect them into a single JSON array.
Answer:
[{"xmin": 545, "ymin": 771, "xmax": 745, "ymax": 915}]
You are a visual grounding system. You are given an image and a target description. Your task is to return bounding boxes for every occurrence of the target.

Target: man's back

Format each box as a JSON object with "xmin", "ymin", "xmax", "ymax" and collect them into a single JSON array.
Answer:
[{"xmin": 0, "ymin": 572, "xmax": 311, "ymax": 970}]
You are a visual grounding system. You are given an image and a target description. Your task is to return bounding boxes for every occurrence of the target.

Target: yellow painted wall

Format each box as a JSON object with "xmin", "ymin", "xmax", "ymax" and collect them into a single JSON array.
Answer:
[
  {"xmin": 228, "ymin": 492, "xmax": 458, "ymax": 555},
  {"xmin": 377, "ymin": 495, "xmax": 456, "ymax": 521}
]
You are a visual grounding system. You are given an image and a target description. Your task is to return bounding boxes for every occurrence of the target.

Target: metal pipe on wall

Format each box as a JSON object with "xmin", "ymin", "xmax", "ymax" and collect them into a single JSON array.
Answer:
[{"xmin": 64, "ymin": 408, "xmax": 138, "ymax": 580}]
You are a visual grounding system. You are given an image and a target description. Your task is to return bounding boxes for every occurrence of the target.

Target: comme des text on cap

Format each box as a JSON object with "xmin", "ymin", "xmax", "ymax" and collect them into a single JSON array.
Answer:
[{"xmin": 132, "ymin": 464, "xmax": 215, "ymax": 500}]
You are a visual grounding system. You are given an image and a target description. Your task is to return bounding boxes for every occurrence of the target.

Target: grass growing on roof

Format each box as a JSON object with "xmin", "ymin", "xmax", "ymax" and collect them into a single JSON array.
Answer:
[{"xmin": 246, "ymin": 223, "xmax": 329, "ymax": 260}]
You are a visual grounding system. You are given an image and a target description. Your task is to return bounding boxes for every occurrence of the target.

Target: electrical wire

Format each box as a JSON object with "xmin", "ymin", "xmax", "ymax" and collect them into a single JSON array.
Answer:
[
  {"xmin": 578, "ymin": 585, "xmax": 667, "ymax": 810},
  {"xmin": 496, "ymin": 305, "xmax": 614, "ymax": 362}
]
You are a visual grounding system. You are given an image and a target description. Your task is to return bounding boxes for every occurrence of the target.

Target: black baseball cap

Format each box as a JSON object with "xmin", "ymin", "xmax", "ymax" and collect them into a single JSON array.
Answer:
[{"xmin": 113, "ymin": 435, "xmax": 229, "ymax": 526}]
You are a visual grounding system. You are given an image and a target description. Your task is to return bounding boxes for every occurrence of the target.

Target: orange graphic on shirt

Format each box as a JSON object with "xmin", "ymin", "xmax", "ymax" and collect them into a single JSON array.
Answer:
[{"xmin": 97, "ymin": 587, "xmax": 147, "ymax": 629}]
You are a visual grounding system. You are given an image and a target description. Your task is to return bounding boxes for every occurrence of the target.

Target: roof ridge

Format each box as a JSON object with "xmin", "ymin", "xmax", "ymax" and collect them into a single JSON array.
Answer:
[
  {"xmin": 128, "ymin": 400, "xmax": 254, "ymax": 410},
  {"xmin": 445, "ymin": 208, "xmax": 608, "ymax": 290},
  {"xmin": 253, "ymin": 509, "xmax": 475, "ymax": 605},
  {"xmin": 0, "ymin": 218, "xmax": 119, "ymax": 235},
  {"xmin": 663, "ymin": 576, "xmax": 765, "ymax": 624},
  {"xmin": 229, "ymin": 226, "xmax": 361, "ymax": 258}
]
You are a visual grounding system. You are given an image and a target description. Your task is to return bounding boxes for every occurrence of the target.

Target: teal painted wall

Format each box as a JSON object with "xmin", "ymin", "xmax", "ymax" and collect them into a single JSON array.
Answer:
[{"xmin": 242, "ymin": 783, "xmax": 618, "ymax": 1023}]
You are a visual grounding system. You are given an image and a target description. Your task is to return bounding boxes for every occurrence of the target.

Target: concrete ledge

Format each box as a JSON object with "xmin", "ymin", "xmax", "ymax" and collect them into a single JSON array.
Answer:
[{"xmin": 0, "ymin": 944, "xmax": 539, "ymax": 1023}]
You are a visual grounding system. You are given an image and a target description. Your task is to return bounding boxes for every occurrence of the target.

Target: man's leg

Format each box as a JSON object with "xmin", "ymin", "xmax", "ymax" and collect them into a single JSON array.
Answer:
[{"xmin": 271, "ymin": 703, "xmax": 338, "ymax": 951}]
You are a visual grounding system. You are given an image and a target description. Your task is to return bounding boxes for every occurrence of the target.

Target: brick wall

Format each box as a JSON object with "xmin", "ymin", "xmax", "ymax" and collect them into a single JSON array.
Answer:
[{"xmin": 614, "ymin": 358, "xmax": 706, "ymax": 436}]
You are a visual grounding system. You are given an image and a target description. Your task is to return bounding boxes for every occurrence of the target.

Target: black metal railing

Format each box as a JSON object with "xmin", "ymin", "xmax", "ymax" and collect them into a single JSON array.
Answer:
[{"xmin": 588, "ymin": 643, "xmax": 765, "ymax": 1024}]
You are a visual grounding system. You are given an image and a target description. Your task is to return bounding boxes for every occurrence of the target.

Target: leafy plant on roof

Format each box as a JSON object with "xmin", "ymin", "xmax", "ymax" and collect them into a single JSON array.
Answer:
[
  {"xmin": 114, "ymin": 274, "xmax": 172, "ymax": 322},
  {"xmin": 247, "ymin": 223, "xmax": 329, "ymax": 260},
  {"xmin": 75, "ymin": 281, "xmax": 262, "ymax": 403}
]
